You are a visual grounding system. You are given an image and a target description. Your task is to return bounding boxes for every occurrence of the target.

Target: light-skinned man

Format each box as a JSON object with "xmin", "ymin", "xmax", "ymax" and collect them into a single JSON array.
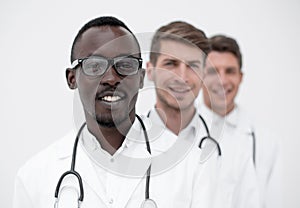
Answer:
[
  {"xmin": 147, "ymin": 21, "xmax": 260, "ymax": 208},
  {"xmin": 199, "ymin": 34, "xmax": 281, "ymax": 208}
]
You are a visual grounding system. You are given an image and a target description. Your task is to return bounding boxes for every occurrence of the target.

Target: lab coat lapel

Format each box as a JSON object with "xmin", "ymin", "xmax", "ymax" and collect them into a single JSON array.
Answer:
[
  {"xmin": 75, "ymin": 144, "xmax": 108, "ymax": 204},
  {"xmin": 114, "ymin": 155, "xmax": 151, "ymax": 208},
  {"xmin": 75, "ymin": 141, "xmax": 151, "ymax": 207}
]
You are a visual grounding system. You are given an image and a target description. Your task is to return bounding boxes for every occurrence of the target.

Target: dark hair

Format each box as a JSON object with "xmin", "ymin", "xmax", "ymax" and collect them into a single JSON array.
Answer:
[
  {"xmin": 70, "ymin": 16, "xmax": 140, "ymax": 62},
  {"xmin": 209, "ymin": 35, "xmax": 242, "ymax": 69},
  {"xmin": 149, "ymin": 21, "xmax": 209, "ymax": 66}
]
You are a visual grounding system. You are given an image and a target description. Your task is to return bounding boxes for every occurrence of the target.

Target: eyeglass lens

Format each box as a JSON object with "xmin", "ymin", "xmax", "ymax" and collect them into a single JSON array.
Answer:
[{"xmin": 82, "ymin": 56, "xmax": 140, "ymax": 76}]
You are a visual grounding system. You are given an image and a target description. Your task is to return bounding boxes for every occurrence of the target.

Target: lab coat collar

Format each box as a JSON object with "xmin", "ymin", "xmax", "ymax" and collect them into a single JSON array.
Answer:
[
  {"xmin": 181, "ymin": 111, "xmax": 200, "ymax": 135},
  {"xmin": 145, "ymin": 108, "xmax": 176, "ymax": 152},
  {"xmin": 147, "ymin": 107, "xmax": 198, "ymax": 153},
  {"xmin": 80, "ymin": 118, "xmax": 152, "ymax": 175},
  {"xmin": 56, "ymin": 129, "xmax": 77, "ymax": 159},
  {"xmin": 56, "ymin": 122, "xmax": 151, "ymax": 207},
  {"xmin": 146, "ymin": 107, "xmax": 166, "ymax": 128},
  {"xmin": 147, "ymin": 107, "xmax": 199, "ymax": 134},
  {"xmin": 224, "ymin": 105, "xmax": 240, "ymax": 128}
]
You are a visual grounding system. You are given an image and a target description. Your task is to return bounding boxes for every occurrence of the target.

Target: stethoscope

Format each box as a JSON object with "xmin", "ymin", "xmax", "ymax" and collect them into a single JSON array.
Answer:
[
  {"xmin": 54, "ymin": 113, "xmax": 221, "ymax": 208},
  {"xmin": 250, "ymin": 130, "xmax": 256, "ymax": 167},
  {"xmin": 146, "ymin": 110, "xmax": 222, "ymax": 156},
  {"xmin": 54, "ymin": 114, "xmax": 157, "ymax": 208}
]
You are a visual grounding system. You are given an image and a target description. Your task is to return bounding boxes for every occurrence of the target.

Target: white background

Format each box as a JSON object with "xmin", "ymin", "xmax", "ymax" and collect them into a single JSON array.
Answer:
[{"xmin": 1, "ymin": 0, "xmax": 299, "ymax": 207}]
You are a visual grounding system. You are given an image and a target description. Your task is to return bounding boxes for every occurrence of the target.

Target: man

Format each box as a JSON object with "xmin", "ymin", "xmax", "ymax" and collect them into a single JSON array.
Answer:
[
  {"xmin": 146, "ymin": 21, "xmax": 260, "ymax": 208},
  {"xmin": 13, "ymin": 16, "xmax": 149, "ymax": 208},
  {"xmin": 13, "ymin": 16, "xmax": 218, "ymax": 208},
  {"xmin": 199, "ymin": 34, "xmax": 281, "ymax": 208}
]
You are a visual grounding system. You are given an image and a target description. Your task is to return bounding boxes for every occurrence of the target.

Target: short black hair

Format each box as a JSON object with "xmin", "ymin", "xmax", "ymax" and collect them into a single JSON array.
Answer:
[
  {"xmin": 209, "ymin": 35, "xmax": 242, "ymax": 69},
  {"xmin": 70, "ymin": 16, "xmax": 139, "ymax": 62}
]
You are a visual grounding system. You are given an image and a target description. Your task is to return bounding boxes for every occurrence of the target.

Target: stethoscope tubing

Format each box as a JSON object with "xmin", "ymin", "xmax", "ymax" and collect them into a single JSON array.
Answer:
[
  {"xmin": 54, "ymin": 122, "xmax": 86, "ymax": 203},
  {"xmin": 55, "ymin": 112, "xmax": 223, "ymax": 207},
  {"xmin": 54, "ymin": 115, "xmax": 153, "ymax": 206}
]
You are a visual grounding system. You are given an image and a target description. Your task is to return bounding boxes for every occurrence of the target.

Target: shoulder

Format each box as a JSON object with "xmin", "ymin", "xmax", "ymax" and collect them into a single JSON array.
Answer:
[
  {"xmin": 16, "ymin": 130, "xmax": 76, "ymax": 179},
  {"xmin": 234, "ymin": 105, "xmax": 255, "ymax": 131}
]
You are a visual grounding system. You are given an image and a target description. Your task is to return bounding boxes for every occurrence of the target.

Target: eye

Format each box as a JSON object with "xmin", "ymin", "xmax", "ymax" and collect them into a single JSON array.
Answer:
[
  {"xmin": 226, "ymin": 67, "xmax": 238, "ymax": 74},
  {"xmin": 116, "ymin": 58, "xmax": 138, "ymax": 70},
  {"xmin": 117, "ymin": 61, "xmax": 134, "ymax": 69},
  {"xmin": 86, "ymin": 61, "xmax": 105, "ymax": 71},
  {"xmin": 82, "ymin": 58, "xmax": 108, "ymax": 75},
  {"xmin": 206, "ymin": 67, "xmax": 217, "ymax": 75},
  {"xmin": 188, "ymin": 63, "xmax": 201, "ymax": 71},
  {"xmin": 163, "ymin": 60, "xmax": 177, "ymax": 67}
]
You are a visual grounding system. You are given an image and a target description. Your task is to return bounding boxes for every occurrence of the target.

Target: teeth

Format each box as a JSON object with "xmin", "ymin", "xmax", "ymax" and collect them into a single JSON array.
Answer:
[
  {"xmin": 170, "ymin": 86, "xmax": 190, "ymax": 93},
  {"xmin": 101, "ymin": 96, "xmax": 121, "ymax": 102}
]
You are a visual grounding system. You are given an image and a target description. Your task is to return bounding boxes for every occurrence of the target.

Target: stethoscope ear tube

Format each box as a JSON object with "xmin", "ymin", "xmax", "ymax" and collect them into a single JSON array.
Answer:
[
  {"xmin": 199, "ymin": 136, "xmax": 222, "ymax": 156},
  {"xmin": 54, "ymin": 170, "xmax": 84, "ymax": 202},
  {"xmin": 198, "ymin": 114, "xmax": 222, "ymax": 156}
]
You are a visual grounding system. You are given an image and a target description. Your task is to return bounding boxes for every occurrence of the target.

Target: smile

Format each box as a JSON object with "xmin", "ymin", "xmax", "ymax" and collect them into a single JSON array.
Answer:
[
  {"xmin": 169, "ymin": 84, "xmax": 191, "ymax": 93},
  {"xmin": 100, "ymin": 95, "xmax": 122, "ymax": 102}
]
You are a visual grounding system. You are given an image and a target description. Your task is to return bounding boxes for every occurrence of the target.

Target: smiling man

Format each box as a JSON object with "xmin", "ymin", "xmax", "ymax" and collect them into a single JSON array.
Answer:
[
  {"xmin": 13, "ymin": 16, "xmax": 227, "ymax": 208},
  {"xmin": 199, "ymin": 34, "xmax": 281, "ymax": 208},
  {"xmin": 13, "ymin": 16, "xmax": 153, "ymax": 208},
  {"xmin": 147, "ymin": 22, "xmax": 260, "ymax": 208},
  {"xmin": 67, "ymin": 23, "xmax": 144, "ymax": 154},
  {"xmin": 147, "ymin": 24, "xmax": 205, "ymax": 135}
]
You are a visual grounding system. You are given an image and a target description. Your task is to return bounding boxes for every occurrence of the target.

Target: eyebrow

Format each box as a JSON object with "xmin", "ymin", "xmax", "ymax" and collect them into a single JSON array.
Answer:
[
  {"xmin": 186, "ymin": 60, "xmax": 202, "ymax": 64},
  {"xmin": 85, "ymin": 53, "xmax": 140, "ymax": 59}
]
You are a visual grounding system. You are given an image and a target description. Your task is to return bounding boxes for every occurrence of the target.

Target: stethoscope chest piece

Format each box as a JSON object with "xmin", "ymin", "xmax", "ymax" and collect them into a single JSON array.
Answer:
[{"xmin": 140, "ymin": 199, "xmax": 158, "ymax": 208}]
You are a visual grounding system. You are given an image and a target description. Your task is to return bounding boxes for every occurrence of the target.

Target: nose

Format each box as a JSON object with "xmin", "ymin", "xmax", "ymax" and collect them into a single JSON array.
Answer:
[
  {"xmin": 218, "ymin": 70, "xmax": 229, "ymax": 86},
  {"xmin": 99, "ymin": 66, "xmax": 121, "ymax": 86},
  {"xmin": 174, "ymin": 63, "xmax": 189, "ymax": 82}
]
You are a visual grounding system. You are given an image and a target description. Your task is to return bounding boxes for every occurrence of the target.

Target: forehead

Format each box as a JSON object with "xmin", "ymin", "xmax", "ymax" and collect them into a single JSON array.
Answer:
[
  {"xmin": 74, "ymin": 26, "xmax": 140, "ymax": 58},
  {"xmin": 206, "ymin": 51, "xmax": 239, "ymax": 67},
  {"xmin": 158, "ymin": 40, "xmax": 204, "ymax": 61}
]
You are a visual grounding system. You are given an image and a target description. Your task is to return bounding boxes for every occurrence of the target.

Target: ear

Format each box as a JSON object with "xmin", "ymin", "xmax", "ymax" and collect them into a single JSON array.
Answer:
[
  {"xmin": 146, "ymin": 61, "xmax": 155, "ymax": 81},
  {"xmin": 138, "ymin": 68, "xmax": 146, "ymax": 89},
  {"xmin": 66, "ymin": 68, "xmax": 77, "ymax": 89},
  {"xmin": 239, "ymin": 70, "xmax": 244, "ymax": 83}
]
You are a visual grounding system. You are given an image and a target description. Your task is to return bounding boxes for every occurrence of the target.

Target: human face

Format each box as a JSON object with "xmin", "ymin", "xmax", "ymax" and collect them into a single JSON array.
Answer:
[
  {"xmin": 66, "ymin": 26, "xmax": 144, "ymax": 128},
  {"xmin": 203, "ymin": 51, "xmax": 243, "ymax": 115},
  {"xmin": 147, "ymin": 40, "xmax": 204, "ymax": 112}
]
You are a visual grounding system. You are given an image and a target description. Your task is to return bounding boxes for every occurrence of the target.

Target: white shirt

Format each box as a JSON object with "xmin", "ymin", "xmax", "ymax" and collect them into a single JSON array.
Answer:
[
  {"xmin": 147, "ymin": 108, "xmax": 261, "ymax": 208},
  {"xmin": 198, "ymin": 103, "xmax": 281, "ymax": 208},
  {"xmin": 13, "ymin": 116, "xmax": 221, "ymax": 208}
]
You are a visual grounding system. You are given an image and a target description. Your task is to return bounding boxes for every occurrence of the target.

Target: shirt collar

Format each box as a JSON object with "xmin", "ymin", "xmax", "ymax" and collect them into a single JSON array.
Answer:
[
  {"xmin": 147, "ymin": 107, "xmax": 199, "ymax": 142},
  {"xmin": 180, "ymin": 111, "xmax": 200, "ymax": 137},
  {"xmin": 224, "ymin": 105, "xmax": 239, "ymax": 128},
  {"xmin": 146, "ymin": 107, "xmax": 166, "ymax": 128},
  {"xmin": 198, "ymin": 102, "xmax": 239, "ymax": 128},
  {"xmin": 80, "ymin": 118, "xmax": 149, "ymax": 159}
]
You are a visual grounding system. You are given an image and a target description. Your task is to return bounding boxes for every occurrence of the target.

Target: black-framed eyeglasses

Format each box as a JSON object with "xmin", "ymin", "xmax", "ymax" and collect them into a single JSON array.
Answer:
[{"xmin": 71, "ymin": 56, "xmax": 143, "ymax": 77}]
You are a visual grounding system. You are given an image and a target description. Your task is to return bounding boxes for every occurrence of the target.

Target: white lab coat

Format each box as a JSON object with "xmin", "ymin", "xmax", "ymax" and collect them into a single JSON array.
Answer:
[
  {"xmin": 147, "ymin": 108, "xmax": 261, "ymax": 208},
  {"xmin": 198, "ymin": 104, "xmax": 281, "ymax": 208},
  {"xmin": 13, "ymin": 116, "xmax": 221, "ymax": 208}
]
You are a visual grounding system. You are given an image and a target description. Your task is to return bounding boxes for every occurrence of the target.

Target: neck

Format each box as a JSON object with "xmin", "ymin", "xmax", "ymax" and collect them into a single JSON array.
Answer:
[
  {"xmin": 204, "ymin": 101, "xmax": 235, "ymax": 117},
  {"xmin": 155, "ymin": 102, "xmax": 196, "ymax": 135},
  {"xmin": 84, "ymin": 112, "xmax": 135, "ymax": 155}
]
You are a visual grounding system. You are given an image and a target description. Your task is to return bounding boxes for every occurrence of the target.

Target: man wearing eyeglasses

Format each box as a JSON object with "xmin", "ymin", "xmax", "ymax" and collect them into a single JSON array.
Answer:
[
  {"xmin": 13, "ymin": 16, "xmax": 220, "ymax": 208},
  {"xmin": 13, "ymin": 15, "xmax": 148, "ymax": 208}
]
